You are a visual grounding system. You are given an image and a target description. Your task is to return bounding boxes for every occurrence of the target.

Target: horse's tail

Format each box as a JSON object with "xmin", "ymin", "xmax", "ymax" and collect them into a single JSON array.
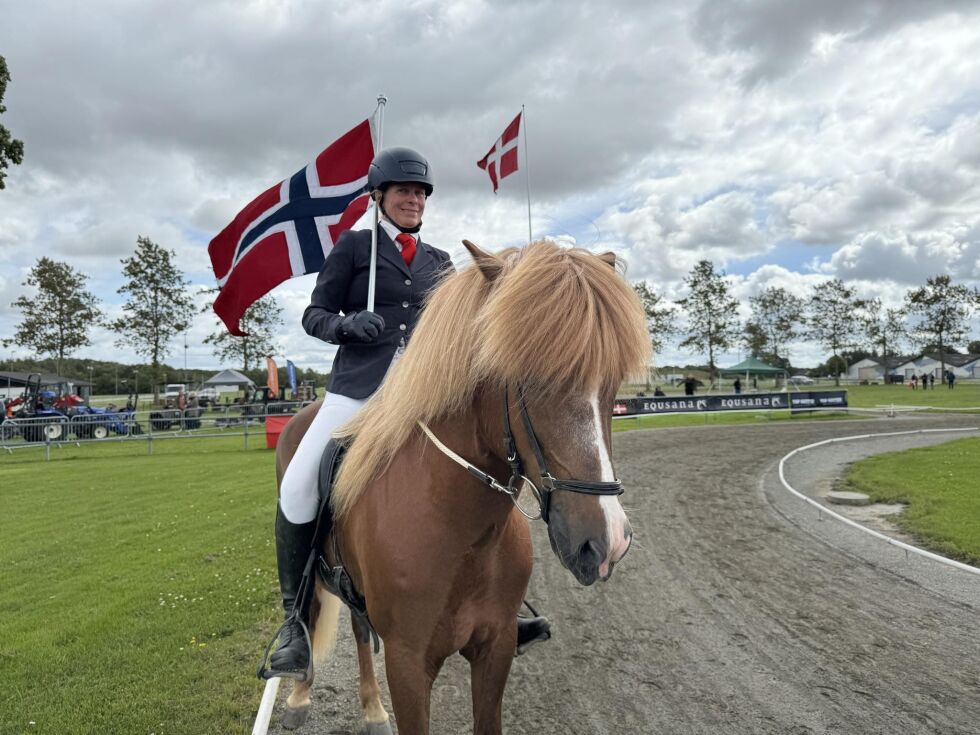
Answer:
[{"xmin": 311, "ymin": 587, "xmax": 342, "ymax": 665}]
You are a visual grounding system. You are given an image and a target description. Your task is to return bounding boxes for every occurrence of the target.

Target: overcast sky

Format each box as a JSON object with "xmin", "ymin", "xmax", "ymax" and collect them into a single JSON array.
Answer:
[{"xmin": 2, "ymin": 0, "xmax": 979, "ymax": 378}]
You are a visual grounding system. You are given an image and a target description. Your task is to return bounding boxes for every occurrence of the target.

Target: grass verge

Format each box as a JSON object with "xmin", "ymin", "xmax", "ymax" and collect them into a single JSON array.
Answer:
[
  {"xmin": 841, "ymin": 437, "xmax": 980, "ymax": 565},
  {"xmin": 0, "ymin": 439, "xmax": 279, "ymax": 735}
]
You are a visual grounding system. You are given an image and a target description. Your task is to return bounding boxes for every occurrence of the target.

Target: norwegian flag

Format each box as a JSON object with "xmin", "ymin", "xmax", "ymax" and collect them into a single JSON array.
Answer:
[
  {"xmin": 209, "ymin": 119, "xmax": 375, "ymax": 335},
  {"xmin": 477, "ymin": 111, "xmax": 521, "ymax": 193}
]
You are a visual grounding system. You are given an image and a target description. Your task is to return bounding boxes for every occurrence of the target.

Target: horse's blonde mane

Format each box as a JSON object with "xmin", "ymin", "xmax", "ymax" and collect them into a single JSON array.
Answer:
[{"xmin": 330, "ymin": 239, "xmax": 651, "ymax": 518}]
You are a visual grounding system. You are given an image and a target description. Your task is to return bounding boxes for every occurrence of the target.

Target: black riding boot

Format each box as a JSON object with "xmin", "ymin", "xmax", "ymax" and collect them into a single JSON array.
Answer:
[
  {"xmin": 261, "ymin": 507, "xmax": 317, "ymax": 680},
  {"xmin": 516, "ymin": 601, "xmax": 551, "ymax": 656}
]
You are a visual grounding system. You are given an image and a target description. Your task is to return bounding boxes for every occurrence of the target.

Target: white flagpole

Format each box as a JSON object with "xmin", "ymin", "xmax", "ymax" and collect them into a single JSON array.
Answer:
[
  {"xmin": 522, "ymin": 104, "xmax": 533, "ymax": 244},
  {"xmin": 368, "ymin": 94, "xmax": 387, "ymax": 312}
]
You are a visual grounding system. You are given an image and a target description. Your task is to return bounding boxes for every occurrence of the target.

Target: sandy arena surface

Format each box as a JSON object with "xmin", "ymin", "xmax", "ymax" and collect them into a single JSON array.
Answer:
[{"xmin": 268, "ymin": 414, "xmax": 980, "ymax": 734}]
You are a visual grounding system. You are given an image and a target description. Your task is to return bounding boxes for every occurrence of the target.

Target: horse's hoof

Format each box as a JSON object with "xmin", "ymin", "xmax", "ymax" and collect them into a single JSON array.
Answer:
[
  {"xmin": 281, "ymin": 703, "xmax": 311, "ymax": 730},
  {"xmin": 363, "ymin": 721, "xmax": 393, "ymax": 735}
]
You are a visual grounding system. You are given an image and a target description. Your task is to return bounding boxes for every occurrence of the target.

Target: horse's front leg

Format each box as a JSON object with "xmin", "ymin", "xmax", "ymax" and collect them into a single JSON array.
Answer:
[
  {"xmin": 384, "ymin": 642, "xmax": 443, "ymax": 735},
  {"xmin": 352, "ymin": 618, "xmax": 393, "ymax": 735},
  {"xmin": 462, "ymin": 630, "xmax": 516, "ymax": 735}
]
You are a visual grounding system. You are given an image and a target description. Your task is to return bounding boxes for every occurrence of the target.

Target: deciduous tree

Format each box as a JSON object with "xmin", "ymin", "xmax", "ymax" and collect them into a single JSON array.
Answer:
[
  {"xmin": 633, "ymin": 281, "xmax": 676, "ymax": 388},
  {"xmin": 905, "ymin": 275, "xmax": 980, "ymax": 381},
  {"xmin": 3, "ymin": 258, "xmax": 101, "ymax": 374},
  {"xmin": 202, "ymin": 291, "xmax": 283, "ymax": 371},
  {"xmin": 676, "ymin": 260, "xmax": 740, "ymax": 382},
  {"xmin": 861, "ymin": 298, "xmax": 907, "ymax": 358},
  {"xmin": 806, "ymin": 279, "xmax": 865, "ymax": 386},
  {"xmin": 746, "ymin": 286, "xmax": 804, "ymax": 367},
  {"xmin": 0, "ymin": 55, "xmax": 24, "ymax": 190},
  {"xmin": 111, "ymin": 237, "xmax": 194, "ymax": 399}
]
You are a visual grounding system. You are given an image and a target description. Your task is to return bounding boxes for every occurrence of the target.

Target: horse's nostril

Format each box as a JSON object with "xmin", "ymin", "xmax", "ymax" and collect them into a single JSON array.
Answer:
[{"xmin": 579, "ymin": 540, "xmax": 603, "ymax": 567}]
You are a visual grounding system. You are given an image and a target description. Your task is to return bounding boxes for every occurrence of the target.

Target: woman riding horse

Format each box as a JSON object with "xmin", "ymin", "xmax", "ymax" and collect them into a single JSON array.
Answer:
[{"xmin": 265, "ymin": 147, "xmax": 550, "ymax": 680}]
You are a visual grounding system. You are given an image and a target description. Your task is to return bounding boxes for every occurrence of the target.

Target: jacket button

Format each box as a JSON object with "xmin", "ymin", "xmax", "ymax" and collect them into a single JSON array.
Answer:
[
  {"xmin": 402, "ymin": 301, "xmax": 409, "ymax": 308},
  {"xmin": 405, "ymin": 279, "xmax": 412, "ymax": 285},
  {"xmin": 399, "ymin": 324, "xmax": 407, "ymax": 331}
]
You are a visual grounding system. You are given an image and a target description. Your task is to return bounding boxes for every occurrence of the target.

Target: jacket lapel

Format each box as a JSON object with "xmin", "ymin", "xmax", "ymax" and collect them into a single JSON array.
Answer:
[
  {"xmin": 409, "ymin": 238, "xmax": 436, "ymax": 274},
  {"xmin": 377, "ymin": 227, "xmax": 412, "ymax": 278}
]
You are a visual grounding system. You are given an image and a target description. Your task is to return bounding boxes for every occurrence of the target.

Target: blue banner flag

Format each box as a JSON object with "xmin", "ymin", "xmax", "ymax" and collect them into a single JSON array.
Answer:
[{"xmin": 286, "ymin": 360, "xmax": 297, "ymax": 395}]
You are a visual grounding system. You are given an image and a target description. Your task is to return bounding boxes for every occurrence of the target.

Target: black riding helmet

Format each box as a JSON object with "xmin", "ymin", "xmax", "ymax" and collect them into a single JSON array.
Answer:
[
  {"xmin": 368, "ymin": 147, "xmax": 433, "ymax": 196},
  {"xmin": 368, "ymin": 147, "xmax": 433, "ymax": 234}
]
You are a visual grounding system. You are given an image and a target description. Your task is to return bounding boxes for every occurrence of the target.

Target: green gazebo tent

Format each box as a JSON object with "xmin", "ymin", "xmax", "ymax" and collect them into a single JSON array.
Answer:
[{"xmin": 719, "ymin": 356, "xmax": 786, "ymax": 377}]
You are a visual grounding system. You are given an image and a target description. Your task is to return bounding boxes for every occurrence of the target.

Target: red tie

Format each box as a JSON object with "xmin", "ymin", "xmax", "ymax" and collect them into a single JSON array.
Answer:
[{"xmin": 396, "ymin": 233, "xmax": 416, "ymax": 267}]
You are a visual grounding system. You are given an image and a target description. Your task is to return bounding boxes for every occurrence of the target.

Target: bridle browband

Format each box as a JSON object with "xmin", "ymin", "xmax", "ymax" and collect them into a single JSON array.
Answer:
[{"xmin": 418, "ymin": 385, "xmax": 624, "ymax": 522}]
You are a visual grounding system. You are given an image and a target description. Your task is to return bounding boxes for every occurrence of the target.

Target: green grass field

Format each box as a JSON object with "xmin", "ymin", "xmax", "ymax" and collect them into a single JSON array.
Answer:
[
  {"xmin": 841, "ymin": 437, "xmax": 980, "ymax": 565},
  {"xmin": 0, "ymin": 439, "xmax": 279, "ymax": 735}
]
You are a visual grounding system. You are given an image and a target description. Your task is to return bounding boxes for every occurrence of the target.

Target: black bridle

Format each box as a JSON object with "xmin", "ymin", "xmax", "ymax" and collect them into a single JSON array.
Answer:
[{"xmin": 499, "ymin": 385, "xmax": 624, "ymax": 522}]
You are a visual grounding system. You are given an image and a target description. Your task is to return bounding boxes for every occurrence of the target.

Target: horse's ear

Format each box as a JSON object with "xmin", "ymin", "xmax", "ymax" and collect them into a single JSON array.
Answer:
[
  {"xmin": 598, "ymin": 251, "xmax": 618, "ymax": 269},
  {"xmin": 462, "ymin": 239, "xmax": 504, "ymax": 282}
]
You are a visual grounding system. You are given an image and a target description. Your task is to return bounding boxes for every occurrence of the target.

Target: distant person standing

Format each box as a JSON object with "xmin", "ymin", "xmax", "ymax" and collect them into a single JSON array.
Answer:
[
  {"xmin": 733, "ymin": 377, "xmax": 742, "ymax": 395},
  {"xmin": 948, "ymin": 370, "xmax": 956, "ymax": 389},
  {"xmin": 929, "ymin": 373, "xmax": 935, "ymax": 389},
  {"xmin": 910, "ymin": 374, "xmax": 918, "ymax": 390},
  {"xmin": 683, "ymin": 375, "xmax": 697, "ymax": 396},
  {"xmin": 921, "ymin": 372, "xmax": 929, "ymax": 390}
]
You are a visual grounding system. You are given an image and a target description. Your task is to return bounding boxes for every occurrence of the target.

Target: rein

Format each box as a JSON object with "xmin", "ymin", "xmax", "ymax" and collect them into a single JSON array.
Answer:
[{"xmin": 417, "ymin": 386, "xmax": 624, "ymax": 522}]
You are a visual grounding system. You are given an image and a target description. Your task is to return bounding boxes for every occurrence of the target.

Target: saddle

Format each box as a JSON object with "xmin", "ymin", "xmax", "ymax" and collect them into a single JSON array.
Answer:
[{"xmin": 309, "ymin": 438, "xmax": 380, "ymax": 653}]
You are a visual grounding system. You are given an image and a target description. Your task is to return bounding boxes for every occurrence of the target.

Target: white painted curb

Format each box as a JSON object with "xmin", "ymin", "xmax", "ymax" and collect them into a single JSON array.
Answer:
[{"xmin": 778, "ymin": 427, "xmax": 980, "ymax": 577}]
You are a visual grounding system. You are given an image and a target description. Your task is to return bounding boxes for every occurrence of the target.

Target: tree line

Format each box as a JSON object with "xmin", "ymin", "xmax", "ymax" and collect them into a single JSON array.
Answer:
[
  {"xmin": 3, "ymin": 237, "xmax": 284, "ymax": 399},
  {"xmin": 634, "ymin": 259, "xmax": 980, "ymax": 385}
]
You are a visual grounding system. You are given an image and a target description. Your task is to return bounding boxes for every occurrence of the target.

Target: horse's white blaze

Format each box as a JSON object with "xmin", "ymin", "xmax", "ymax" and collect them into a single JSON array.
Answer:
[{"xmin": 589, "ymin": 392, "xmax": 631, "ymax": 577}]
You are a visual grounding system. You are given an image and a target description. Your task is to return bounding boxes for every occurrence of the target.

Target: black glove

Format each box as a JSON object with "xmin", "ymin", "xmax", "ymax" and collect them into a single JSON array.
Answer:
[{"xmin": 337, "ymin": 311, "xmax": 385, "ymax": 343}]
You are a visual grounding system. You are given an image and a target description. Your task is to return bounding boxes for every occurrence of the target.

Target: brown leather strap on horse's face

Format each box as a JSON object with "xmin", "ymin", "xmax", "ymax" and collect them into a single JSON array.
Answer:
[{"xmin": 502, "ymin": 385, "xmax": 624, "ymax": 523}]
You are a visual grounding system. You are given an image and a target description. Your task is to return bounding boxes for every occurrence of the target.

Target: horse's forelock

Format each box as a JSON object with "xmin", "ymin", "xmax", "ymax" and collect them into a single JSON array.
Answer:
[{"xmin": 330, "ymin": 240, "xmax": 650, "ymax": 516}]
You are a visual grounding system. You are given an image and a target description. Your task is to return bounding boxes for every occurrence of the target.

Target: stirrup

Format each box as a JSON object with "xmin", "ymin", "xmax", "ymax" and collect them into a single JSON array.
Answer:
[{"xmin": 257, "ymin": 616, "xmax": 314, "ymax": 681}]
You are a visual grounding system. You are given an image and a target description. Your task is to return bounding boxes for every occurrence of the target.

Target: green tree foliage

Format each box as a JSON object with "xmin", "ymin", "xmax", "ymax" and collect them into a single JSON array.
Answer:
[
  {"xmin": 3, "ymin": 258, "xmax": 101, "ymax": 374},
  {"xmin": 806, "ymin": 279, "xmax": 865, "ymax": 385},
  {"xmin": 968, "ymin": 340, "xmax": 980, "ymax": 355},
  {"xmin": 0, "ymin": 55, "xmax": 25, "ymax": 190},
  {"xmin": 632, "ymin": 281, "xmax": 676, "ymax": 355},
  {"xmin": 746, "ymin": 286, "xmax": 804, "ymax": 367},
  {"xmin": 111, "ymin": 237, "xmax": 194, "ymax": 399},
  {"xmin": 202, "ymin": 292, "xmax": 284, "ymax": 371},
  {"xmin": 861, "ymin": 298, "xmax": 907, "ymax": 358},
  {"xmin": 632, "ymin": 280, "xmax": 676, "ymax": 389},
  {"xmin": 905, "ymin": 275, "xmax": 980, "ymax": 380},
  {"xmin": 676, "ymin": 260, "xmax": 740, "ymax": 381}
]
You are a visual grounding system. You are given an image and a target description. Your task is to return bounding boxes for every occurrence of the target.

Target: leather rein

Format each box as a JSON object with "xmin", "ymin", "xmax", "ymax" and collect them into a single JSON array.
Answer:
[{"xmin": 417, "ymin": 386, "xmax": 624, "ymax": 522}]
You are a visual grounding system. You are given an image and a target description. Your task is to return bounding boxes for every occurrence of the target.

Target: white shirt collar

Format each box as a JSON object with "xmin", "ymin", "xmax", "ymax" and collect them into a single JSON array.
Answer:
[{"xmin": 379, "ymin": 218, "xmax": 419, "ymax": 251}]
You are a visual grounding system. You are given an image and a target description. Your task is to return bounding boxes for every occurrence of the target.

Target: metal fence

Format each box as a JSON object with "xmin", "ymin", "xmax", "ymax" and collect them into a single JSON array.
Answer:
[{"xmin": 0, "ymin": 401, "xmax": 315, "ymax": 458}]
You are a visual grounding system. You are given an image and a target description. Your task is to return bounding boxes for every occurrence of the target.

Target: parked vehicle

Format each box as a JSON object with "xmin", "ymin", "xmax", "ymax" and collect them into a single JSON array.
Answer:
[
  {"xmin": 787, "ymin": 375, "xmax": 815, "ymax": 385},
  {"xmin": 4, "ymin": 376, "xmax": 70, "ymax": 442}
]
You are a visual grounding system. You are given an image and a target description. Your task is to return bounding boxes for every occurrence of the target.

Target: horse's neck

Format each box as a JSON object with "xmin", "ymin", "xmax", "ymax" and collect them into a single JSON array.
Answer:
[{"xmin": 425, "ymin": 393, "xmax": 514, "ymax": 521}]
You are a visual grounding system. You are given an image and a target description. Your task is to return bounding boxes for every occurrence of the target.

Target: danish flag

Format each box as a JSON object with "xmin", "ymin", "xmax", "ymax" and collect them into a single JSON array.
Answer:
[
  {"xmin": 209, "ymin": 119, "xmax": 375, "ymax": 335},
  {"xmin": 477, "ymin": 111, "xmax": 521, "ymax": 193}
]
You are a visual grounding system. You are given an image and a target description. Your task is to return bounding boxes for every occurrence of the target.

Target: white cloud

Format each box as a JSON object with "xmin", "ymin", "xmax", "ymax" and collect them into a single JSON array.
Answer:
[{"xmin": 2, "ymin": 0, "xmax": 980, "ymax": 370}]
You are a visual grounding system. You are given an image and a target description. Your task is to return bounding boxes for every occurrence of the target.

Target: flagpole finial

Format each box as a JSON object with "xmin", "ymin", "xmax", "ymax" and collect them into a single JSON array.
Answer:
[{"xmin": 377, "ymin": 94, "xmax": 388, "ymax": 106}]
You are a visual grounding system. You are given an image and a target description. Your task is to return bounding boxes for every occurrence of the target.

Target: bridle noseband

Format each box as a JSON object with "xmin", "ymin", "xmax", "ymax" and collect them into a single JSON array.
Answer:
[{"xmin": 418, "ymin": 385, "xmax": 624, "ymax": 522}]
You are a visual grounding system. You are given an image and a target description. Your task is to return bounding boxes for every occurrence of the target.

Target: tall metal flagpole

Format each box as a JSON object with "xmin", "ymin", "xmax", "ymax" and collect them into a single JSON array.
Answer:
[
  {"xmin": 368, "ymin": 94, "xmax": 387, "ymax": 312},
  {"xmin": 522, "ymin": 104, "xmax": 533, "ymax": 244}
]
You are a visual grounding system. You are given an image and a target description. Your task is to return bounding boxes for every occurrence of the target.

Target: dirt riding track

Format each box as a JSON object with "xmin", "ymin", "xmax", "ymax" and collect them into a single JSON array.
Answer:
[{"xmin": 271, "ymin": 415, "xmax": 980, "ymax": 735}]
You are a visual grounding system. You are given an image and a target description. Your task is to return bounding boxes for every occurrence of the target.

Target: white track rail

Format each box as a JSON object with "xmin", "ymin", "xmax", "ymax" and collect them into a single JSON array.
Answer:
[
  {"xmin": 252, "ymin": 677, "xmax": 280, "ymax": 735},
  {"xmin": 777, "ymin": 427, "xmax": 980, "ymax": 577}
]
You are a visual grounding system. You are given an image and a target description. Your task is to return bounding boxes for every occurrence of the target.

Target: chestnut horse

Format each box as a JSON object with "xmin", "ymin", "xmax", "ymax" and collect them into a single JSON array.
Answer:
[{"xmin": 274, "ymin": 239, "xmax": 650, "ymax": 733}]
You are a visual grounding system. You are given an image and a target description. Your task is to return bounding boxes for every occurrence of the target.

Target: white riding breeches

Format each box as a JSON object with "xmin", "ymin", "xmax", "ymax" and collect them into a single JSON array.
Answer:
[{"xmin": 279, "ymin": 392, "xmax": 366, "ymax": 523}]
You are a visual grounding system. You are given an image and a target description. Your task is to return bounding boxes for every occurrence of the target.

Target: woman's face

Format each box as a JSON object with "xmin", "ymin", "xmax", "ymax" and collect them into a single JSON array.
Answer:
[{"xmin": 381, "ymin": 183, "xmax": 427, "ymax": 229}]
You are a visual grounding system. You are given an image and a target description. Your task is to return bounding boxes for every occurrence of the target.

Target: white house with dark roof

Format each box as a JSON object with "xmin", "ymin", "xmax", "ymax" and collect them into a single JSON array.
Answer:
[{"xmin": 846, "ymin": 353, "xmax": 980, "ymax": 382}]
